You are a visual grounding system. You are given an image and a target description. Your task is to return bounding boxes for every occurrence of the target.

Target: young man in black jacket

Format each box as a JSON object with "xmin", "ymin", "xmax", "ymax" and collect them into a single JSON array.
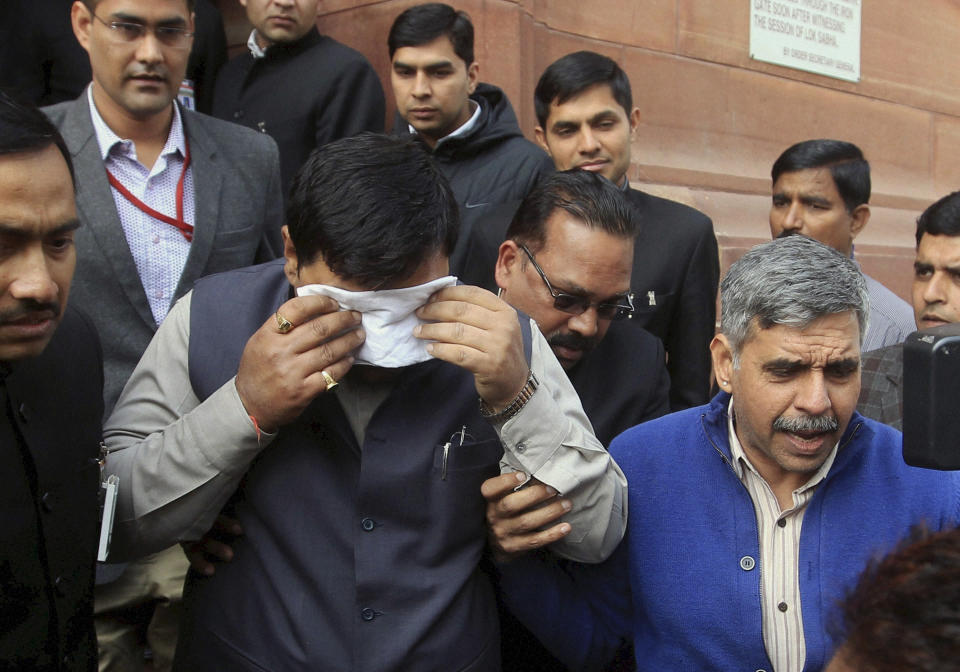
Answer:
[{"xmin": 389, "ymin": 3, "xmax": 554, "ymax": 277}]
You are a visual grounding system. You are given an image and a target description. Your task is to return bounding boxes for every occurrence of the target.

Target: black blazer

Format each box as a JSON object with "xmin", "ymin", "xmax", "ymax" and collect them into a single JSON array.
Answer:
[
  {"xmin": 0, "ymin": 306, "xmax": 104, "ymax": 671},
  {"xmin": 453, "ymin": 187, "xmax": 719, "ymax": 412},
  {"xmin": 212, "ymin": 28, "xmax": 385, "ymax": 197},
  {"xmin": 569, "ymin": 321, "xmax": 671, "ymax": 446},
  {"xmin": 623, "ymin": 187, "xmax": 718, "ymax": 411}
]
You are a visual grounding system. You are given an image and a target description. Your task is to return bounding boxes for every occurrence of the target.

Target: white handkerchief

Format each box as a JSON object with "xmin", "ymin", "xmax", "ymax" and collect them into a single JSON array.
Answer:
[{"xmin": 297, "ymin": 276, "xmax": 458, "ymax": 368}]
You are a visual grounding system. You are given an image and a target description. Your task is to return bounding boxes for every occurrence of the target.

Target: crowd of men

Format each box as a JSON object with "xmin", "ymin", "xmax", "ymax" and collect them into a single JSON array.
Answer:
[{"xmin": 0, "ymin": 1, "xmax": 958, "ymax": 671}]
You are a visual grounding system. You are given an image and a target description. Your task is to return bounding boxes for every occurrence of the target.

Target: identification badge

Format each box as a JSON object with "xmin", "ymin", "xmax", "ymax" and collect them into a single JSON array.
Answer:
[
  {"xmin": 178, "ymin": 79, "xmax": 196, "ymax": 110},
  {"xmin": 97, "ymin": 475, "xmax": 119, "ymax": 562}
]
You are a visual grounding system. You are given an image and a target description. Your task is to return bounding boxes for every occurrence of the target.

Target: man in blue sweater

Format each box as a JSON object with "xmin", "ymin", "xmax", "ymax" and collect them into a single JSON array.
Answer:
[{"xmin": 491, "ymin": 235, "xmax": 960, "ymax": 671}]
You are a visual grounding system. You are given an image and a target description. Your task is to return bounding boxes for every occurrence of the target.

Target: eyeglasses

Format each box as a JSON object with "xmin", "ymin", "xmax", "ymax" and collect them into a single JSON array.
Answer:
[
  {"xmin": 91, "ymin": 12, "xmax": 194, "ymax": 50},
  {"xmin": 520, "ymin": 244, "xmax": 634, "ymax": 320}
]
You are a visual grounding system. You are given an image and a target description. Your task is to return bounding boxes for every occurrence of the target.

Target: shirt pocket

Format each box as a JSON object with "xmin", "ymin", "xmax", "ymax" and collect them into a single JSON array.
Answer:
[
  {"xmin": 428, "ymin": 437, "xmax": 503, "ymax": 546},
  {"xmin": 432, "ymin": 436, "xmax": 503, "ymax": 477}
]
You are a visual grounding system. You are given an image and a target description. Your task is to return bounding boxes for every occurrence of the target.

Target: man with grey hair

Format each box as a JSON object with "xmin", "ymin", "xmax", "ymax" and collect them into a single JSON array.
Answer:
[{"xmin": 488, "ymin": 235, "xmax": 960, "ymax": 671}]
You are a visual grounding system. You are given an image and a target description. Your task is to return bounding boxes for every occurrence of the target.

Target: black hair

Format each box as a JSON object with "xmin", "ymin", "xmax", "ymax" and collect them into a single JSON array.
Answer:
[
  {"xmin": 534, "ymin": 51, "xmax": 633, "ymax": 128},
  {"xmin": 83, "ymin": 0, "xmax": 196, "ymax": 12},
  {"xmin": 771, "ymin": 139, "xmax": 870, "ymax": 213},
  {"xmin": 388, "ymin": 3, "xmax": 474, "ymax": 65},
  {"xmin": 0, "ymin": 89, "xmax": 74, "ymax": 185},
  {"xmin": 286, "ymin": 133, "xmax": 458, "ymax": 289},
  {"xmin": 916, "ymin": 191, "xmax": 960, "ymax": 245},
  {"xmin": 506, "ymin": 170, "xmax": 638, "ymax": 252}
]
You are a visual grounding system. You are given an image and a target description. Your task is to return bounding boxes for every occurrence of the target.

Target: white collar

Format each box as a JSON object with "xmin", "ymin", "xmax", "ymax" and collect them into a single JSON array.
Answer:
[
  {"xmin": 87, "ymin": 84, "xmax": 186, "ymax": 165},
  {"xmin": 408, "ymin": 99, "xmax": 481, "ymax": 147},
  {"xmin": 247, "ymin": 29, "xmax": 268, "ymax": 59}
]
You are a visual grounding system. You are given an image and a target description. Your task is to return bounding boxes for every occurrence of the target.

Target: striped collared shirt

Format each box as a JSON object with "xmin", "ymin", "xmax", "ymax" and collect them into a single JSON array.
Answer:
[
  {"xmin": 87, "ymin": 85, "xmax": 195, "ymax": 325},
  {"xmin": 727, "ymin": 399, "xmax": 838, "ymax": 672}
]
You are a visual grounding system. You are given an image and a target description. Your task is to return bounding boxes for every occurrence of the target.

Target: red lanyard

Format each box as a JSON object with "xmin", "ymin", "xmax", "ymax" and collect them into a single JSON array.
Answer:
[{"xmin": 106, "ymin": 140, "xmax": 193, "ymax": 242}]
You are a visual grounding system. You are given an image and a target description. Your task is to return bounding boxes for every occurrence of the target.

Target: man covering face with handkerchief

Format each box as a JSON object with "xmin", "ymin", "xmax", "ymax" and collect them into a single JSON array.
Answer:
[
  {"xmin": 297, "ymin": 275, "xmax": 457, "ymax": 368},
  {"xmin": 100, "ymin": 133, "xmax": 624, "ymax": 672}
]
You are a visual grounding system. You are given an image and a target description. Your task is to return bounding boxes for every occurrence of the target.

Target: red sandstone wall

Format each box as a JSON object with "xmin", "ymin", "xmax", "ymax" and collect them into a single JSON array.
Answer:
[{"xmin": 215, "ymin": 0, "xmax": 960, "ymax": 302}]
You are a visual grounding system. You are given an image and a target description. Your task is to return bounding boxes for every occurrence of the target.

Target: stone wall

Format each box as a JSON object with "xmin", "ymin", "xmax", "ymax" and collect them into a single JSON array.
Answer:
[{"xmin": 215, "ymin": 0, "xmax": 960, "ymax": 301}]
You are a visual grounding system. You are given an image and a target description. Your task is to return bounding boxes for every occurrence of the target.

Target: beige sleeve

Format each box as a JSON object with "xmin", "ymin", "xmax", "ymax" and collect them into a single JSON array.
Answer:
[
  {"xmin": 102, "ymin": 292, "xmax": 275, "ymax": 561},
  {"xmin": 496, "ymin": 318, "xmax": 628, "ymax": 563}
]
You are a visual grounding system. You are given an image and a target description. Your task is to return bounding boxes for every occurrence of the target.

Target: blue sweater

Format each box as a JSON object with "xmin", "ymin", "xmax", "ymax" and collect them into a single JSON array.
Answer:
[{"xmin": 500, "ymin": 392, "xmax": 960, "ymax": 671}]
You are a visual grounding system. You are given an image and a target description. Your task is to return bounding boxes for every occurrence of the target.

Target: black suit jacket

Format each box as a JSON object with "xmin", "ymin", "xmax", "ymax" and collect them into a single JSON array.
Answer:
[
  {"xmin": 0, "ymin": 0, "xmax": 90, "ymax": 106},
  {"xmin": 568, "ymin": 321, "xmax": 671, "ymax": 446},
  {"xmin": 453, "ymin": 187, "xmax": 718, "ymax": 412},
  {"xmin": 623, "ymin": 187, "xmax": 718, "ymax": 411},
  {"xmin": 0, "ymin": 306, "xmax": 104, "ymax": 671},
  {"xmin": 184, "ymin": 0, "xmax": 227, "ymax": 115}
]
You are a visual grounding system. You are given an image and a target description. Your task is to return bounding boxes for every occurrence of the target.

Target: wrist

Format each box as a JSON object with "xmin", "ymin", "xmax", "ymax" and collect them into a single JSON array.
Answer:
[
  {"xmin": 235, "ymin": 377, "xmax": 277, "ymax": 435},
  {"xmin": 480, "ymin": 370, "xmax": 539, "ymax": 423}
]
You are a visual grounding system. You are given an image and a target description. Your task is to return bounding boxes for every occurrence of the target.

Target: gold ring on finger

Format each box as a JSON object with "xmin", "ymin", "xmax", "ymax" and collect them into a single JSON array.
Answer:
[
  {"xmin": 275, "ymin": 311, "xmax": 293, "ymax": 334},
  {"xmin": 321, "ymin": 369, "xmax": 338, "ymax": 390}
]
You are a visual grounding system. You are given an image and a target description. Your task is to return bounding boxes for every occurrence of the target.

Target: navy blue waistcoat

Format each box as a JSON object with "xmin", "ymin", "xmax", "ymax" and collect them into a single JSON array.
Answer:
[{"xmin": 176, "ymin": 260, "xmax": 529, "ymax": 672}]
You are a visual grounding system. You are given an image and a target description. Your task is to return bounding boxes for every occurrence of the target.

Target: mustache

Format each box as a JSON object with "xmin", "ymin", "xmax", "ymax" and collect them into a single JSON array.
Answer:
[
  {"xmin": 126, "ymin": 67, "xmax": 167, "ymax": 79},
  {"xmin": 776, "ymin": 229, "xmax": 798, "ymax": 240},
  {"xmin": 547, "ymin": 331, "xmax": 598, "ymax": 354},
  {"xmin": 0, "ymin": 300, "xmax": 61, "ymax": 325},
  {"xmin": 773, "ymin": 414, "xmax": 839, "ymax": 434}
]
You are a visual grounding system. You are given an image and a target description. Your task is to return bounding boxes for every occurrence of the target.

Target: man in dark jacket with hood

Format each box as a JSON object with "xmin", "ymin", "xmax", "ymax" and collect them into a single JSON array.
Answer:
[{"xmin": 388, "ymin": 3, "xmax": 554, "ymax": 276}]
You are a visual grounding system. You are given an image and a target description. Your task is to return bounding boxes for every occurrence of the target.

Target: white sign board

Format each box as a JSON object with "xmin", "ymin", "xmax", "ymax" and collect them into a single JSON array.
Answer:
[{"xmin": 750, "ymin": 0, "xmax": 861, "ymax": 82}]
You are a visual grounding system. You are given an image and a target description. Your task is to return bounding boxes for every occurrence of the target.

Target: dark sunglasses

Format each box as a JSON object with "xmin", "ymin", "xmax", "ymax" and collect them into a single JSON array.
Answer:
[{"xmin": 520, "ymin": 244, "xmax": 634, "ymax": 321}]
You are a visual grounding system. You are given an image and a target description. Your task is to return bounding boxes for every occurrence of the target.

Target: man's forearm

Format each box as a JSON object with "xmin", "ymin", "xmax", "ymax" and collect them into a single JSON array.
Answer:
[
  {"xmin": 102, "ymin": 295, "xmax": 268, "ymax": 560},
  {"xmin": 496, "ymin": 321, "xmax": 627, "ymax": 563}
]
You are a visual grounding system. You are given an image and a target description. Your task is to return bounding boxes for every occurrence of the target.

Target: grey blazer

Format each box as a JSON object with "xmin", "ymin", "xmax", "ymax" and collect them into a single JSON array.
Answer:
[
  {"xmin": 45, "ymin": 94, "xmax": 284, "ymax": 416},
  {"xmin": 858, "ymin": 343, "xmax": 903, "ymax": 431}
]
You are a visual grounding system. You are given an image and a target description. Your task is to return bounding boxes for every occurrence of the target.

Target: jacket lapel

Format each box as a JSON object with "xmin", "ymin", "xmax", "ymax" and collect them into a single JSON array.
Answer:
[
  {"xmin": 62, "ymin": 95, "xmax": 157, "ymax": 330},
  {"xmin": 175, "ymin": 110, "xmax": 222, "ymax": 300}
]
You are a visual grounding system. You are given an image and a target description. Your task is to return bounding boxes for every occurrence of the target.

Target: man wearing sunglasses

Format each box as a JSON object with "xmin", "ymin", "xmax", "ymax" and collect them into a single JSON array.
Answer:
[
  {"xmin": 492, "ymin": 169, "xmax": 670, "ymax": 672},
  {"xmin": 43, "ymin": 0, "xmax": 283, "ymax": 669},
  {"xmin": 495, "ymin": 170, "xmax": 670, "ymax": 447}
]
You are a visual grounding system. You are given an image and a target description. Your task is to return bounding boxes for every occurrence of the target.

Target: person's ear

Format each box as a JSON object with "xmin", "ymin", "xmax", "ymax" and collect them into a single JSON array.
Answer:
[
  {"xmin": 711, "ymin": 333, "xmax": 736, "ymax": 393},
  {"xmin": 628, "ymin": 107, "xmax": 641, "ymax": 137},
  {"xmin": 534, "ymin": 125, "xmax": 552, "ymax": 158},
  {"xmin": 849, "ymin": 203, "xmax": 870, "ymax": 240},
  {"xmin": 494, "ymin": 239, "xmax": 522, "ymax": 291},
  {"xmin": 466, "ymin": 61, "xmax": 479, "ymax": 95},
  {"xmin": 282, "ymin": 226, "xmax": 299, "ymax": 286},
  {"xmin": 71, "ymin": 1, "xmax": 94, "ymax": 53}
]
